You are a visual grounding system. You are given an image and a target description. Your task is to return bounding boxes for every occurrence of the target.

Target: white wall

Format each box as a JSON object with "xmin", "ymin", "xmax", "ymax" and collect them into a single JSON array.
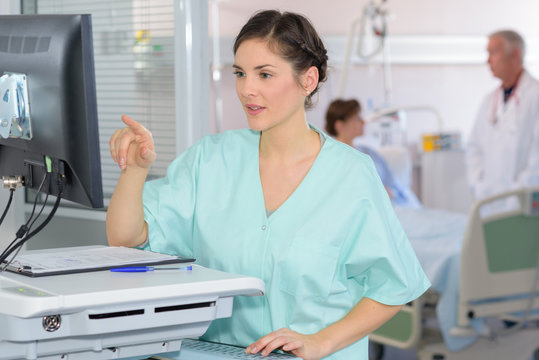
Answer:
[
  {"xmin": 213, "ymin": 0, "xmax": 539, "ymax": 141},
  {"xmin": 210, "ymin": 0, "xmax": 539, "ymax": 211},
  {"xmin": 213, "ymin": 0, "xmax": 539, "ymax": 38}
]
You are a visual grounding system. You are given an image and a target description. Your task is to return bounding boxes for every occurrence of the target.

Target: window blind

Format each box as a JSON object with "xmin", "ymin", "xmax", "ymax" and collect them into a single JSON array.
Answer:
[{"xmin": 25, "ymin": 0, "xmax": 176, "ymax": 202}]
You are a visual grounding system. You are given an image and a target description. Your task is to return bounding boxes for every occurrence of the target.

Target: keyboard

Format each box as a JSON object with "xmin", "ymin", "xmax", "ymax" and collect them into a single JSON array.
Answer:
[{"xmin": 176, "ymin": 338, "xmax": 300, "ymax": 360}]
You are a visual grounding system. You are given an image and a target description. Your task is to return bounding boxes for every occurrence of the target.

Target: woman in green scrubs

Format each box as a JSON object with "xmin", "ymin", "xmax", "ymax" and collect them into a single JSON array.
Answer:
[{"xmin": 107, "ymin": 10, "xmax": 430, "ymax": 360}]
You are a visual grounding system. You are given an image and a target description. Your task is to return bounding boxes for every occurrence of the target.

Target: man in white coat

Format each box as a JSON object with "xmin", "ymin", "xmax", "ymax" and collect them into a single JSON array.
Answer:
[{"xmin": 466, "ymin": 30, "xmax": 539, "ymax": 211}]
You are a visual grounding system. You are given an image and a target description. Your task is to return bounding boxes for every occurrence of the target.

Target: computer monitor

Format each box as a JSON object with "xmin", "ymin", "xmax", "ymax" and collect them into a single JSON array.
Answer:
[{"xmin": 0, "ymin": 14, "xmax": 103, "ymax": 209}]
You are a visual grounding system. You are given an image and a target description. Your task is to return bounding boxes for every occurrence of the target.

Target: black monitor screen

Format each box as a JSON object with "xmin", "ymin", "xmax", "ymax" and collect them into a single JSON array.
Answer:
[{"xmin": 0, "ymin": 14, "xmax": 103, "ymax": 209}]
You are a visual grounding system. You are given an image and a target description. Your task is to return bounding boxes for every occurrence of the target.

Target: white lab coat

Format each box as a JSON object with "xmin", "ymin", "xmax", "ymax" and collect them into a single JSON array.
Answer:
[{"xmin": 466, "ymin": 70, "xmax": 539, "ymax": 203}]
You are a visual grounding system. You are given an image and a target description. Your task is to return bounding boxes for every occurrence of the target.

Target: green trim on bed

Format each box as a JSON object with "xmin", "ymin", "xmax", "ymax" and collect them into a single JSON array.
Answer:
[{"xmin": 483, "ymin": 215, "xmax": 539, "ymax": 273}]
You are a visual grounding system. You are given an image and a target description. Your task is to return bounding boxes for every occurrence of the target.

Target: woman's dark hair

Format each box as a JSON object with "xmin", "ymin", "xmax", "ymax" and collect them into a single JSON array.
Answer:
[
  {"xmin": 233, "ymin": 10, "xmax": 328, "ymax": 109},
  {"xmin": 325, "ymin": 99, "xmax": 361, "ymax": 136}
]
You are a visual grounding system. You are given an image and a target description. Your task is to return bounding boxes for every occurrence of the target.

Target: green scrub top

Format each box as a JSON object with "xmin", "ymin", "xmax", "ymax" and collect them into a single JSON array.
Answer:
[{"xmin": 141, "ymin": 127, "xmax": 430, "ymax": 359}]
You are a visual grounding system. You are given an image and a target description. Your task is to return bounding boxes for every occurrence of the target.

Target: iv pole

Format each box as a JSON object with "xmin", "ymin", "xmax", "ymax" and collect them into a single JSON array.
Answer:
[
  {"xmin": 338, "ymin": 0, "xmax": 390, "ymax": 105},
  {"xmin": 338, "ymin": 0, "xmax": 443, "ymax": 139}
]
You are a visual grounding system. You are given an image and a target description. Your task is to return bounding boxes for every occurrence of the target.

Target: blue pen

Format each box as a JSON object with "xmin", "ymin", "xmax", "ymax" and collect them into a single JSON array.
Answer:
[{"xmin": 110, "ymin": 266, "xmax": 193, "ymax": 272}]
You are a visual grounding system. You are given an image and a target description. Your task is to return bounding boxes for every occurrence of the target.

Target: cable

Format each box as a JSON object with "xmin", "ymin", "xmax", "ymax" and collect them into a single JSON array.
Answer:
[
  {"xmin": 0, "ymin": 188, "xmax": 15, "ymax": 227},
  {"xmin": 0, "ymin": 188, "xmax": 62, "ymax": 269},
  {"xmin": 0, "ymin": 157, "xmax": 65, "ymax": 271},
  {"xmin": 27, "ymin": 182, "xmax": 51, "ymax": 234},
  {"xmin": 0, "ymin": 172, "xmax": 49, "ymax": 262},
  {"xmin": 1, "ymin": 242, "xmax": 24, "ymax": 273},
  {"xmin": 1, "ymin": 187, "xmax": 52, "ymax": 272},
  {"xmin": 26, "ymin": 172, "xmax": 50, "ymax": 226}
]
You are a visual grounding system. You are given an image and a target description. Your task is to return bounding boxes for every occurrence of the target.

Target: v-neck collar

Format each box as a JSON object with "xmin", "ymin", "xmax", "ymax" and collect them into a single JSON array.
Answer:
[{"xmin": 257, "ymin": 124, "xmax": 327, "ymax": 221}]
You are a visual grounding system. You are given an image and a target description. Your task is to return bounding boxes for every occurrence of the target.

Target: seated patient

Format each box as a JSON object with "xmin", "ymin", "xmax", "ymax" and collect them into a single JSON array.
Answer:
[{"xmin": 325, "ymin": 99, "xmax": 421, "ymax": 208}]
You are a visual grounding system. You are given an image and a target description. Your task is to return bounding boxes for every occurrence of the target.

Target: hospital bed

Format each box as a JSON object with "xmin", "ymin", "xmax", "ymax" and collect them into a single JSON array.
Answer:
[
  {"xmin": 370, "ymin": 187, "xmax": 539, "ymax": 360},
  {"xmin": 0, "ymin": 247, "xmax": 265, "ymax": 360}
]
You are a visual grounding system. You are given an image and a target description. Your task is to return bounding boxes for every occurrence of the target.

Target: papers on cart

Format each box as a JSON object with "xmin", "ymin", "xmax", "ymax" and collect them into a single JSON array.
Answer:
[{"xmin": 2, "ymin": 245, "xmax": 195, "ymax": 277}]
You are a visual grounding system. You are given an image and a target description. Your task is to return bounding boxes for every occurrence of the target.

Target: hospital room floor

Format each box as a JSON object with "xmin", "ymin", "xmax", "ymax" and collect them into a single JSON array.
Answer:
[
  {"xmin": 384, "ymin": 347, "xmax": 417, "ymax": 360},
  {"xmin": 371, "ymin": 345, "xmax": 539, "ymax": 360},
  {"xmin": 369, "ymin": 313, "xmax": 539, "ymax": 360},
  {"xmin": 370, "ymin": 331, "xmax": 539, "ymax": 360},
  {"xmin": 370, "ymin": 343, "xmax": 417, "ymax": 360}
]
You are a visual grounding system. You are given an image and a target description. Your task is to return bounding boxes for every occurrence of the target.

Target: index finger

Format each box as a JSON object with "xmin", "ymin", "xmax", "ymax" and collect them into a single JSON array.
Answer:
[{"xmin": 121, "ymin": 115, "xmax": 149, "ymax": 136}]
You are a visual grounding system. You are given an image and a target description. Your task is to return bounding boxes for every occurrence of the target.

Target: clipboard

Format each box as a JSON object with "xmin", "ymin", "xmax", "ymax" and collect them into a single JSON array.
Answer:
[{"xmin": 2, "ymin": 246, "xmax": 196, "ymax": 277}]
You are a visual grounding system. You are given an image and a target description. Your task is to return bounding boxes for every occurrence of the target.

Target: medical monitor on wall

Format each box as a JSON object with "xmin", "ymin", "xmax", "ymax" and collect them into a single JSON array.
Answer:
[{"xmin": 0, "ymin": 14, "xmax": 103, "ymax": 209}]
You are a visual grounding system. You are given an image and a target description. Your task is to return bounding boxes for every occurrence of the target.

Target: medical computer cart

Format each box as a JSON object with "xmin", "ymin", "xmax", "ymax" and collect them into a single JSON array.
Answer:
[{"xmin": 0, "ymin": 248, "xmax": 266, "ymax": 360}]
